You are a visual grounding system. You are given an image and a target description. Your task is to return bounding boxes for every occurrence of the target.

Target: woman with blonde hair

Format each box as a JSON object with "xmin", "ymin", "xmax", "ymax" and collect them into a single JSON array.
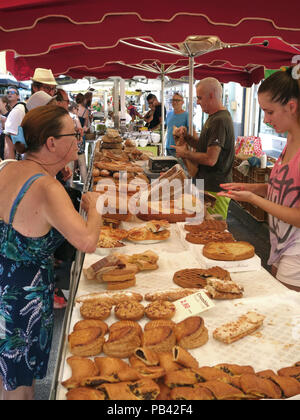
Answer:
[{"xmin": 0, "ymin": 105, "xmax": 102, "ymax": 399}]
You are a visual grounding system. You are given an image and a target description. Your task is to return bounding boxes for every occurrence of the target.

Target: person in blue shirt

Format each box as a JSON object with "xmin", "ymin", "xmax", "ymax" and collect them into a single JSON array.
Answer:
[{"xmin": 165, "ymin": 92, "xmax": 189, "ymax": 156}]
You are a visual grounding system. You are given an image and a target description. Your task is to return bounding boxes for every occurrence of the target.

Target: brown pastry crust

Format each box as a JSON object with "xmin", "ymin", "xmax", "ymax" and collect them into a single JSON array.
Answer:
[
  {"xmin": 93, "ymin": 357, "xmax": 141, "ymax": 382},
  {"xmin": 175, "ymin": 316, "xmax": 209, "ymax": 349},
  {"xmin": 239, "ymin": 373, "xmax": 282, "ymax": 399},
  {"xmin": 114, "ymin": 300, "xmax": 145, "ymax": 321},
  {"xmin": 142, "ymin": 326, "xmax": 176, "ymax": 353},
  {"xmin": 199, "ymin": 380, "xmax": 246, "ymax": 400},
  {"xmin": 215, "ymin": 363, "xmax": 255, "ymax": 376},
  {"xmin": 172, "ymin": 345, "xmax": 199, "ymax": 369},
  {"xmin": 186, "ymin": 231, "xmax": 234, "ymax": 244},
  {"xmin": 185, "ymin": 220, "xmax": 228, "ymax": 233},
  {"xmin": 76, "ymin": 291, "xmax": 143, "ymax": 305},
  {"xmin": 103, "ymin": 326, "xmax": 141, "ymax": 358},
  {"xmin": 109, "ymin": 320, "xmax": 143, "ymax": 338},
  {"xmin": 99, "ymin": 382, "xmax": 139, "ymax": 400},
  {"xmin": 203, "ymin": 241, "xmax": 255, "ymax": 261},
  {"xmin": 66, "ymin": 387, "xmax": 106, "ymax": 400},
  {"xmin": 68, "ymin": 327, "xmax": 105, "ymax": 357},
  {"xmin": 62, "ymin": 356, "xmax": 99, "ymax": 389},
  {"xmin": 144, "ymin": 319, "xmax": 176, "ymax": 332},
  {"xmin": 145, "ymin": 288, "xmax": 199, "ymax": 302},
  {"xmin": 134, "ymin": 347, "xmax": 160, "ymax": 366},
  {"xmin": 73, "ymin": 319, "xmax": 108, "ymax": 336},
  {"xmin": 127, "ymin": 378, "xmax": 161, "ymax": 400},
  {"xmin": 277, "ymin": 365, "xmax": 300, "ymax": 379},
  {"xmin": 205, "ymin": 278, "xmax": 244, "ymax": 300},
  {"xmin": 173, "ymin": 266, "xmax": 230, "ymax": 289},
  {"xmin": 165, "ymin": 368, "xmax": 204, "ymax": 388},
  {"xmin": 106, "ymin": 278, "xmax": 136, "ymax": 290},
  {"xmin": 145, "ymin": 301, "xmax": 176, "ymax": 320},
  {"xmin": 80, "ymin": 301, "xmax": 111, "ymax": 321},
  {"xmin": 158, "ymin": 352, "xmax": 181, "ymax": 372},
  {"xmin": 129, "ymin": 356, "xmax": 166, "ymax": 380},
  {"xmin": 102, "ymin": 268, "xmax": 136, "ymax": 282},
  {"xmin": 170, "ymin": 386, "xmax": 214, "ymax": 400}
]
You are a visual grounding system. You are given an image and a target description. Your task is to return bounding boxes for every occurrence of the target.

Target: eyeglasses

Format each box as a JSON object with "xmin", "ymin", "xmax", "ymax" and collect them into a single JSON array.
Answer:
[
  {"xmin": 55, "ymin": 132, "xmax": 81, "ymax": 141},
  {"xmin": 7, "ymin": 90, "xmax": 18, "ymax": 95},
  {"xmin": 42, "ymin": 85, "xmax": 57, "ymax": 94}
]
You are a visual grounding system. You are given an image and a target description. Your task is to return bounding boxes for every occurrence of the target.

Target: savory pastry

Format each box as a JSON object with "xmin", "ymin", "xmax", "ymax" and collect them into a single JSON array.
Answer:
[
  {"xmin": 145, "ymin": 301, "xmax": 176, "ymax": 320},
  {"xmin": 80, "ymin": 301, "xmax": 111, "ymax": 321},
  {"xmin": 172, "ymin": 345, "xmax": 199, "ymax": 369},
  {"xmin": 66, "ymin": 387, "xmax": 106, "ymax": 400},
  {"xmin": 173, "ymin": 266, "xmax": 230, "ymax": 289},
  {"xmin": 175, "ymin": 316, "xmax": 209, "ymax": 349},
  {"xmin": 68, "ymin": 327, "xmax": 105, "ymax": 357},
  {"xmin": 114, "ymin": 300, "xmax": 145, "ymax": 321},
  {"xmin": 205, "ymin": 277, "xmax": 244, "ymax": 300},
  {"xmin": 145, "ymin": 288, "xmax": 199, "ymax": 302},
  {"xmin": 62, "ymin": 356, "xmax": 99, "ymax": 389},
  {"xmin": 202, "ymin": 241, "xmax": 255, "ymax": 261},
  {"xmin": 213, "ymin": 311, "xmax": 265, "ymax": 344},
  {"xmin": 142, "ymin": 326, "xmax": 176, "ymax": 353}
]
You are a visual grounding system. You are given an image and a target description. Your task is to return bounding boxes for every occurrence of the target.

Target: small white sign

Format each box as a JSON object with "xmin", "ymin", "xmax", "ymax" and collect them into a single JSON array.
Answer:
[{"xmin": 173, "ymin": 290, "xmax": 215, "ymax": 322}]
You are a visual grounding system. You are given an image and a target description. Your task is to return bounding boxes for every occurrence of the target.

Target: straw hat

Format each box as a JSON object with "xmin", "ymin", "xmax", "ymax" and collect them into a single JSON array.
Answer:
[
  {"xmin": 31, "ymin": 68, "xmax": 57, "ymax": 86},
  {"xmin": 26, "ymin": 91, "xmax": 56, "ymax": 111}
]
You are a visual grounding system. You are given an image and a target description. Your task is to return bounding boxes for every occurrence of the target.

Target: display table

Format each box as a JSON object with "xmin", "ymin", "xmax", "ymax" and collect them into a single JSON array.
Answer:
[{"xmin": 51, "ymin": 221, "xmax": 300, "ymax": 400}]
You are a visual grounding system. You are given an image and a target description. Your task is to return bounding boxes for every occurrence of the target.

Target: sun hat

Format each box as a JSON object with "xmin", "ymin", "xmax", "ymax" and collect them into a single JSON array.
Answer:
[
  {"xmin": 31, "ymin": 68, "xmax": 57, "ymax": 86},
  {"xmin": 26, "ymin": 91, "xmax": 56, "ymax": 111}
]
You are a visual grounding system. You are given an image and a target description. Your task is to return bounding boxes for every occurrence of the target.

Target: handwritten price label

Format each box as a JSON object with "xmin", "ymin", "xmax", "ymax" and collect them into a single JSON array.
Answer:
[{"xmin": 173, "ymin": 290, "xmax": 215, "ymax": 322}]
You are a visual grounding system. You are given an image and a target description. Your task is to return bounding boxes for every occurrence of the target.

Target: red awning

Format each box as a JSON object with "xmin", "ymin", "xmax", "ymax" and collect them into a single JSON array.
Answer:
[{"xmin": 1, "ymin": 1, "xmax": 300, "ymax": 55}]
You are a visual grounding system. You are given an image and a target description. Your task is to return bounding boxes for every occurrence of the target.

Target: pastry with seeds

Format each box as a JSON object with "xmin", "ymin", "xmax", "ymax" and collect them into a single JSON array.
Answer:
[
  {"xmin": 145, "ymin": 301, "xmax": 176, "ymax": 320},
  {"xmin": 114, "ymin": 300, "xmax": 145, "ymax": 321}
]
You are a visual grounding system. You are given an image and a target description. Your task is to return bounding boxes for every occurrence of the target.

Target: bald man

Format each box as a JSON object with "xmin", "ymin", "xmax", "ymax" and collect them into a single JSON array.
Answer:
[{"xmin": 172, "ymin": 77, "xmax": 235, "ymax": 219}]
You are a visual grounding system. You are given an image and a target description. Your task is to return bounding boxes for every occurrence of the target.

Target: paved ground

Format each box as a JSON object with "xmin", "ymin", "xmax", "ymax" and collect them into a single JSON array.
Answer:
[{"xmin": 35, "ymin": 199, "xmax": 272, "ymax": 400}]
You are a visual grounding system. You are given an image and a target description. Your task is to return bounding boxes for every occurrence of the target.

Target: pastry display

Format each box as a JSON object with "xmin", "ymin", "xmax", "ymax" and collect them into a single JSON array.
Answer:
[
  {"xmin": 203, "ymin": 241, "xmax": 255, "ymax": 261},
  {"xmin": 173, "ymin": 266, "xmax": 231, "ymax": 289},
  {"xmin": 205, "ymin": 277, "xmax": 244, "ymax": 299},
  {"xmin": 144, "ymin": 301, "xmax": 176, "ymax": 320},
  {"xmin": 213, "ymin": 311, "xmax": 265, "ymax": 344},
  {"xmin": 83, "ymin": 255, "xmax": 126, "ymax": 282}
]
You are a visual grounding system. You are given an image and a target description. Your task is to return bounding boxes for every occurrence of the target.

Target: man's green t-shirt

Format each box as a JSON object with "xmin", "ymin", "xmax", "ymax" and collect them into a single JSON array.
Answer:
[{"xmin": 195, "ymin": 109, "xmax": 235, "ymax": 192}]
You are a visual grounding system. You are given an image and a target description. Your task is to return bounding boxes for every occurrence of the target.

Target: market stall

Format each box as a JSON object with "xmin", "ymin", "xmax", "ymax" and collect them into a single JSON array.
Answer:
[{"xmin": 49, "ymin": 141, "xmax": 300, "ymax": 400}]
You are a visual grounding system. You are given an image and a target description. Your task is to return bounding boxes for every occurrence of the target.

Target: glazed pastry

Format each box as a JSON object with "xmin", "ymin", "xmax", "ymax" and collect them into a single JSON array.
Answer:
[
  {"xmin": 172, "ymin": 345, "xmax": 199, "ymax": 369},
  {"xmin": 145, "ymin": 301, "xmax": 176, "ymax": 320},
  {"xmin": 109, "ymin": 320, "xmax": 143, "ymax": 338},
  {"xmin": 127, "ymin": 378, "xmax": 160, "ymax": 400},
  {"xmin": 265, "ymin": 375, "xmax": 300, "ymax": 398},
  {"xmin": 66, "ymin": 387, "xmax": 106, "ymax": 401},
  {"xmin": 170, "ymin": 386, "xmax": 214, "ymax": 400},
  {"xmin": 142, "ymin": 326, "xmax": 176, "ymax": 353},
  {"xmin": 175, "ymin": 316, "xmax": 209, "ymax": 349},
  {"xmin": 73, "ymin": 319, "xmax": 108, "ymax": 336},
  {"xmin": 129, "ymin": 356, "xmax": 166, "ymax": 380},
  {"xmin": 114, "ymin": 300, "xmax": 145, "ymax": 321},
  {"xmin": 199, "ymin": 380, "xmax": 246, "ymax": 400},
  {"xmin": 62, "ymin": 356, "xmax": 99, "ymax": 389},
  {"xmin": 158, "ymin": 352, "xmax": 181, "ymax": 372},
  {"xmin": 215, "ymin": 363, "xmax": 255, "ymax": 376},
  {"xmin": 68, "ymin": 327, "xmax": 105, "ymax": 357},
  {"xmin": 134, "ymin": 347, "xmax": 160, "ymax": 366},
  {"xmin": 103, "ymin": 326, "xmax": 141, "ymax": 358},
  {"xmin": 80, "ymin": 301, "xmax": 111, "ymax": 321},
  {"xmin": 239, "ymin": 373, "xmax": 282, "ymax": 399}
]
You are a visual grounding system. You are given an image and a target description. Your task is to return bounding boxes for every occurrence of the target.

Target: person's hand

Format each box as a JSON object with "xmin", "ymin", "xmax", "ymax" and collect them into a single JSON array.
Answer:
[
  {"xmin": 218, "ymin": 183, "xmax": 253, "ymax": 202},
  {"xmin": 61, "ymin": 166, "xmax": 72, "ymax": 181},
  {"xmin": 81, "ymin": 192, "xmax": 100, "ymax": 213},
  {"xmin": 170, "ymin": 143, "xmax": 188, "ymax": 158}
]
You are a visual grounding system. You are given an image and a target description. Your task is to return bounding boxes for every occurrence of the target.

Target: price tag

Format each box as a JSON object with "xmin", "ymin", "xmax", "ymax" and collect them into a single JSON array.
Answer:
[{"xmin": 173, "ymin": 290, "xmax": 215, "ymax": 322}]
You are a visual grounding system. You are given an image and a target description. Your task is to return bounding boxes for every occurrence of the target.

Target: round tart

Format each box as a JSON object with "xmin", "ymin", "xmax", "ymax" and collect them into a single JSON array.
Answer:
[
  {"xmin": 145, "ymin": 301, "xmax": 176, "ymax": 320},
  {"xmin": 114, "ymin": 301, "xmax": 145, "ymax": 321},
  {"xmin": 80, "ymin": 301, "xmax": 111, "ymax": 321},
  {"xmin": 202, "ymin": 241, "xmax": 255, "ymax": 261}
]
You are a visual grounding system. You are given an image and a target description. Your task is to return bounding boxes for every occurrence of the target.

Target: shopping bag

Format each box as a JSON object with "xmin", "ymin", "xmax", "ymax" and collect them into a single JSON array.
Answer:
[{"xmin": 235, "ymin": 136, "xmax": 263, "ymax": 159}]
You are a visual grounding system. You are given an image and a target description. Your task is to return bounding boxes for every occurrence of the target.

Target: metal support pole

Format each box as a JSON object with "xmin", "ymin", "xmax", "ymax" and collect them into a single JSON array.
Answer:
[
  {"xmin": 161, "ymin": 64, "xmax": 165, "ymax": 155},
  {"xmin": 188, "ymin": 55, "xmax": 194, "ymax": 135}
]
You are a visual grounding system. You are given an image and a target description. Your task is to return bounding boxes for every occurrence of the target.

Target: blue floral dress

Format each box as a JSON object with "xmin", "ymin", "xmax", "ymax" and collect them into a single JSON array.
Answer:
[{"xmin": 0, "ymin": 171, "xmax": 65, "ymax": 391}]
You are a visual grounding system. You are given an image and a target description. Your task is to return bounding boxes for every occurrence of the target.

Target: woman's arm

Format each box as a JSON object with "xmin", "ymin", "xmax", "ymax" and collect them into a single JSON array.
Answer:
[
  {"xmin": 219, "ymin": 182, "xmax": 268, "ymax": 197},
  {"xmin": 42, "ymin": 180, "xmax": 102, "ymax": 253}
]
